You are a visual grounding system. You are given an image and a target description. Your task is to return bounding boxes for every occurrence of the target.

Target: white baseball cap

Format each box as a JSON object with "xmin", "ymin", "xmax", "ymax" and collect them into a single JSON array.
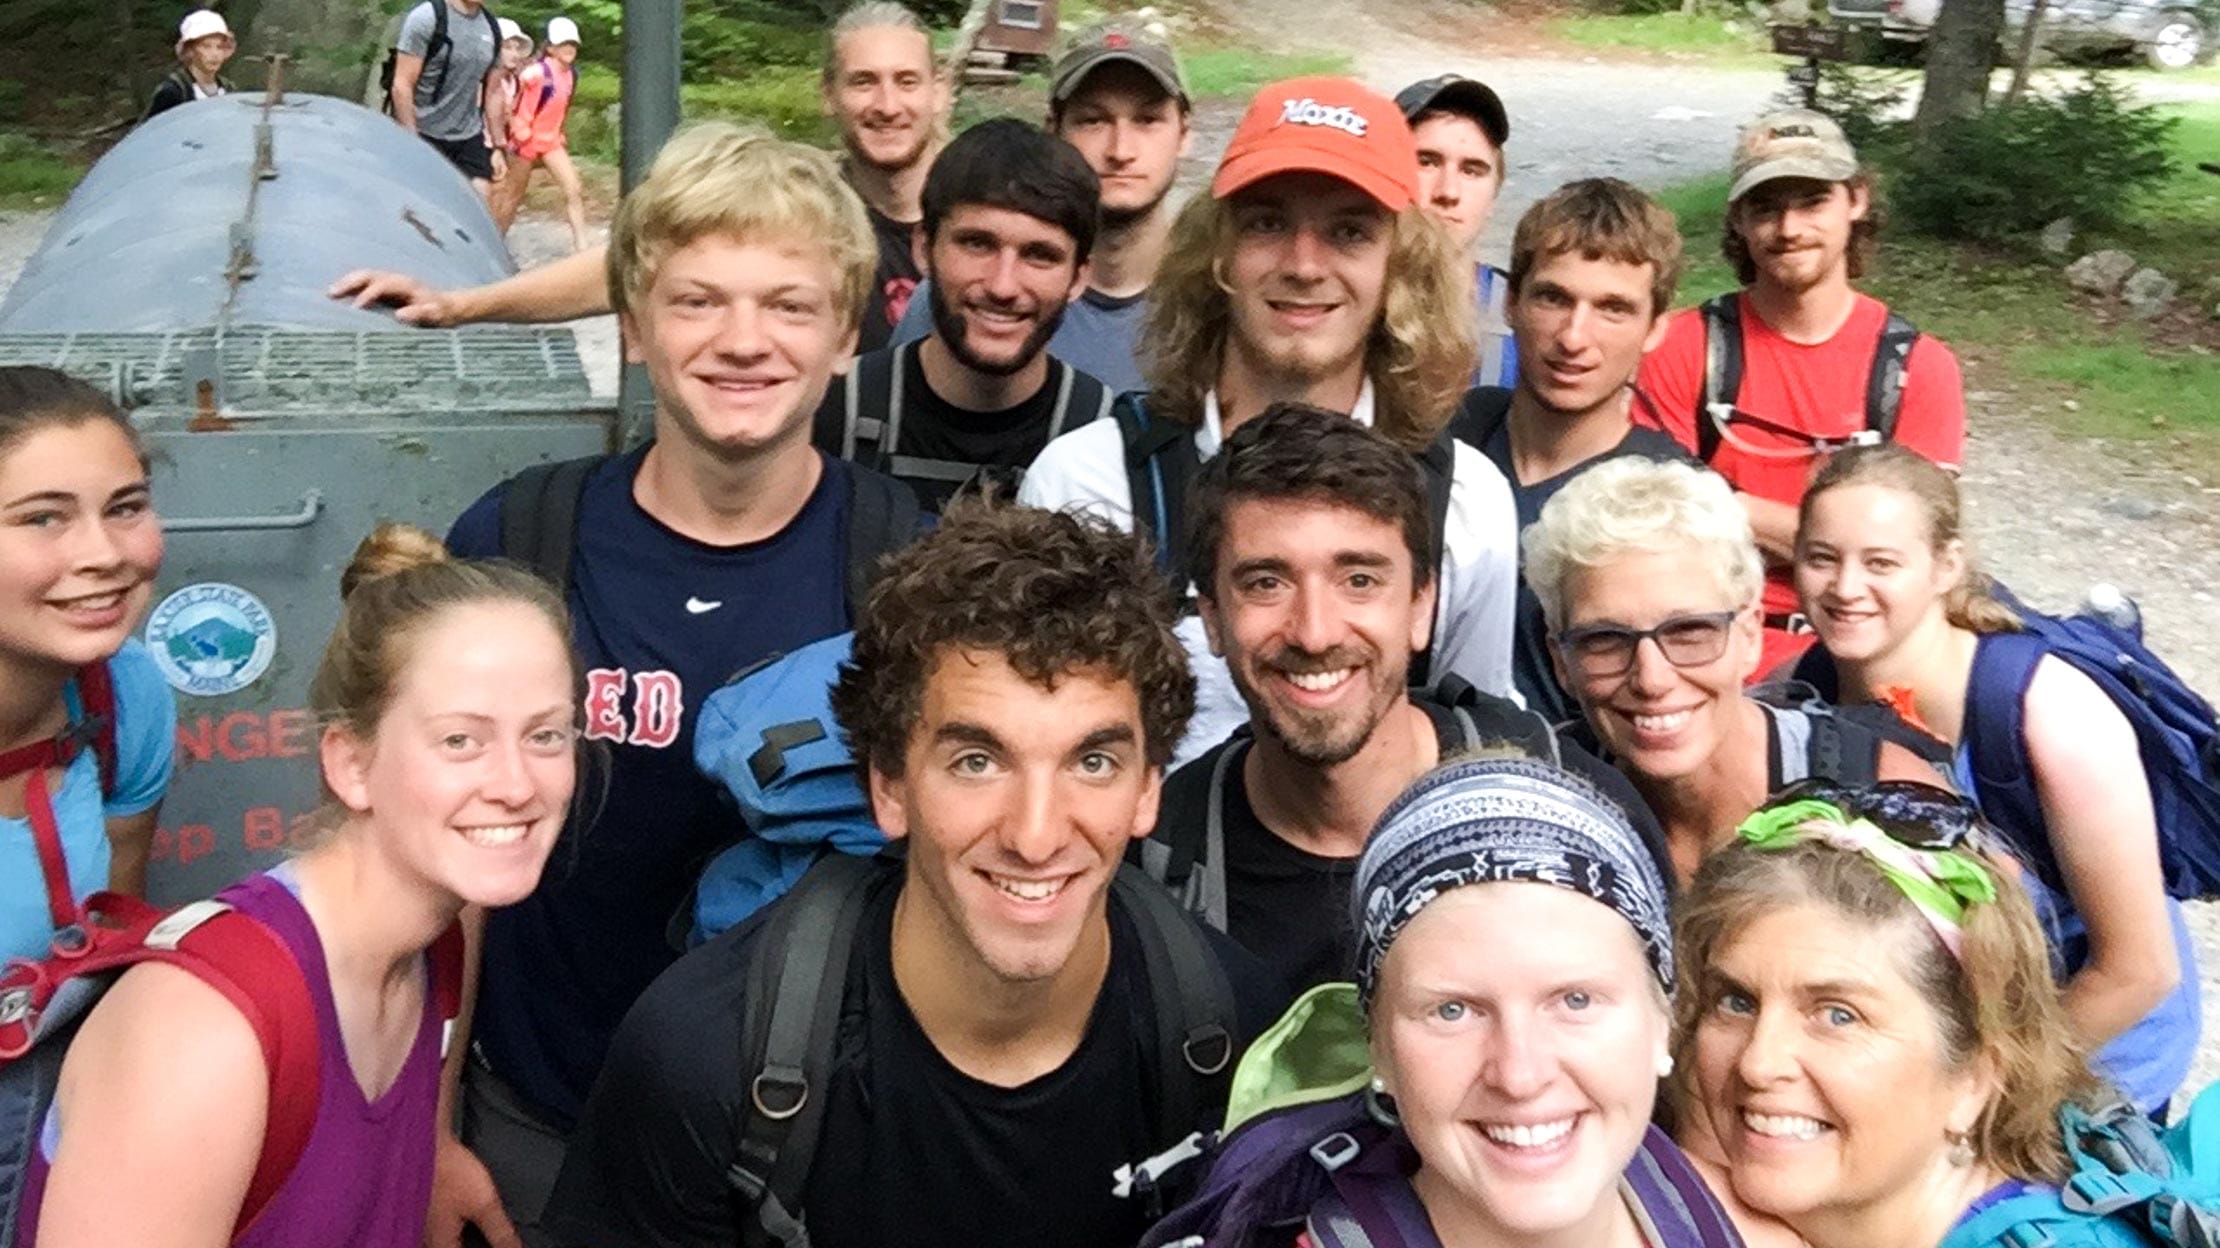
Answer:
[
  {"xmin": 546, "ymin": 16, "xmax": 581, "ymax": 47},
  {"xmin": 498, "ymin": 17, "xmax": 526, "ymax": 43},
  {"xmin": 177, "ymin": 9, "xmax": 232, "ymax": 48}
]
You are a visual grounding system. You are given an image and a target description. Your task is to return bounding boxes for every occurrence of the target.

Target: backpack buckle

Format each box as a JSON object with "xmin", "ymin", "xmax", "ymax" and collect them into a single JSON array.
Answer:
[
  {"xmin": 750, "ymin": 1065, "xmax": 808, "ymax": 1121},
  {"xmin": 0, "ymin": 985, "xmax": 38, "ymax": 1058},
  {"xmin": 2062, "ymin": 1168, "xmax": 2155, "ymax": 1215},
  {"xmin": 1182, "ymin": 1023, "xmax": 1231, "ymax": 1076},
  {"xmin": 48, "ymin": 924, "xmax": 89, "ymax": 960},
  {"xmin": 1309, "ymin": 1132, "xmax": 1361, "ymax": 1172}
]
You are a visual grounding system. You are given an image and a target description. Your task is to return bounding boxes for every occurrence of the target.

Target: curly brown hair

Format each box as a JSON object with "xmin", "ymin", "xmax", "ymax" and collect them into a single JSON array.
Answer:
[
  {"xmin": 832, "ymin": 497, "xmax": 1196, "ymax": 776},
  {"xmin": 1722, "ymin": 169, "xmax": 1882, "ymax": 287}
]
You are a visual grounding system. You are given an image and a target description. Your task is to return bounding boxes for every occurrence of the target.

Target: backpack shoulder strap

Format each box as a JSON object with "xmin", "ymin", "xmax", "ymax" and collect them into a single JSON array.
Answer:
[
  {"xmin": 1696, "ymin": 293, "xmax": 1743, "ymax": 464},
  {"xmin": 1867, "ymin": 309, "xmax": 1920, "ymax": 441},
  {"xmin": 1409, "ymin": 434, "xmax": 1458, "ymax": 688},
  {"xmin": 1111, "ymin": 866, "xmax": 1238, "ymax": 1146},
  {"xmin": 841, "ymin": 464, "xmax": 925, "ymax": 615},
  {"xmin": 1049, "ymin": 364, "xmax": 1111, "ymax": 443},
  {"xmin": 1623, "ymin": 1128, "xmax": 1748, "ymax": 1248},
  {"xmin": 1116, "ymin": 395, "xmax": 1202, "ymax": 587},
  {"xmin": 1446, "ymin": 386, "xmax": 1513, "ymax": 451},
  {"xmin": 1965, "ymin": 631, "xmax": 2048, "ymax": 807},
  {"xmin": 1133, "ymin": 739, "xmax": 1233, "ymax": 905},
  {"xmin": 496, "ymin": 454, "xmax": 603, "ymax": 595},
  {"xmin": 728, "ymin": 854, "xmax": 887, "ymax": 1248},
  {"xmin": 1431, "ymin": 675, "xmax": 1559, "ymax": 766},
  {"xmin": 842, "ymin": 347, "xmax": 901, "ymax": 469},
  {"xmin": 74, "ymin": 660, "xmax": 117, "ymax": 800}
]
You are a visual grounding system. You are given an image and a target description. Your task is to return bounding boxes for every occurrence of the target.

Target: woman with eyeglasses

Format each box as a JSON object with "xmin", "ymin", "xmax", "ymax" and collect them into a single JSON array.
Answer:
[
  {"xmin": 1791, "ymin": 444, "xmax": 2194, "ymax": 1117},
  {"xmin": 1521, "ymin": 457, "xmax": 1939, "ymax": 884},
  {"xmin": 1676, "ymin": 782, "xmax": 2111, "ymax": 1248}
]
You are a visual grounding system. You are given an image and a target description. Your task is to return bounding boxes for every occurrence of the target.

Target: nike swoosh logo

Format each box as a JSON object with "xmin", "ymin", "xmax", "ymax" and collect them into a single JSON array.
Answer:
[{"xmin": 685, "ymin": 597, "xmax": 723, "ymax": 615}]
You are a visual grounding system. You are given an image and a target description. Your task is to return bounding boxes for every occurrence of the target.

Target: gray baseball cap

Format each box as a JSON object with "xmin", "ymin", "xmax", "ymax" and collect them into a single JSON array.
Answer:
[
  {"xmin": 1394, "ymin": 74, "xmax": 1509, "ymax": 148},
  {"xmin": 1729, "ymin": 108, "xmax": 1860, "ymax": 202},
  {"xmin": 1049, "ymin": 21, "xmax": 1187, "ymax": 105}
]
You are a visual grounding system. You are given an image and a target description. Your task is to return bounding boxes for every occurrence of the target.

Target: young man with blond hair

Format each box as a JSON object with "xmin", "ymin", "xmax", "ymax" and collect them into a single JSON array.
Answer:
[{"xmin": 430, "ymin": 122, "xmax": 928, "ymax": 1248}]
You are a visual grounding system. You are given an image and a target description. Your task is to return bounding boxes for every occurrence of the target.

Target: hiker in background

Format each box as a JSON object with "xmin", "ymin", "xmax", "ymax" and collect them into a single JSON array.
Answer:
[
  {"xmin": 388, "ymin": 0, "xmax": 505, "ymax": 196},
  {"xmin": 335, "ymin": 1, "xmax": 944, "ymax": 353},
  {"xmin": 481, "ymin": 17, "xmax": 533, "ymax": 220},
  {"xmin": 1522, "ymin": 457, "xmax": 1940, "ymax": 885},
  {"xmin": 1021, "ymin": 76, "xmax": 1517, "ymax": 767},
  {"xmin": 1638, "ymin": 109, "xmax": 1965, "ymax": 677},
  {"xmin": 892, "ymin": 19, "xmax": 1193, "ymax": 394},
  {"xmin": 1792, "ymin": 444, "xmax": 2195, "ymax": 1115},
  {"xmin": 545, "ymin": 500, "xmax": 1287, "ymax": 1248},
  {"xmin": 1145, "ymin": 757, "xmax": 1741, "ymax": 1248},
  {"xmin": 1448, "ymin": 178, "xmax": 1691, "ymax": 727},
  {"xmin": 27, "ymin": 524, "xmax": 578, "ymax": 1248},
  {"xmin": 143, "ymin": 9, "xmax": 237, "ymax": 121},
  {"xmin": 1396, "ymin": 74, "xmax": 1517, "ymax": 388},
  {"xmin": 431, "ymin": 124, "xmax": 928, "ymax": 1247},
  {"xmin": 1676, "ymin": 783, "xmax": 2113, "ymax": 1248},
  {"xmin": 1141, "ymin": 403, "xmax": 1666, "ymax": 992},
  {"xmin": 814, "ymin": 118, "xmax": 1108, "ymax": 511},
  {"xmin": 0, "ymin": 367, "xmax": 172, "ymax": 958},
  {"xmin": 493, "ymin": 17, "xmax": 588, "ymax": 250}
]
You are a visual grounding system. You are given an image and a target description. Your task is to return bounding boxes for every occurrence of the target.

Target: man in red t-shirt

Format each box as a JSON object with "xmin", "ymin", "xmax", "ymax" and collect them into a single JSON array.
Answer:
[{"xmin": 1639, "ymin": 109, "xmax": 1964, "ymax": 675}]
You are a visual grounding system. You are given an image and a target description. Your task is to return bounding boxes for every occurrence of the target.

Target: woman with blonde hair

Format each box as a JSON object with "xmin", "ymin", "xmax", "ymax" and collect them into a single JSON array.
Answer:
[{"xmin": 1791, "ymin": 443, "xmax": 2194, "ymax": 1115}]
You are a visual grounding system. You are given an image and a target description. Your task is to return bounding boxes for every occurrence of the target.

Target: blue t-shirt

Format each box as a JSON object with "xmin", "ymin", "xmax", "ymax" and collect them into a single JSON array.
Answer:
[
  {"xmin": 0, "ymin": 640, "xmax": 174, "ymax": 961},
  {"xmin": 447, "ymin": 445, "xmax": 857, "ymax": 1126},
  {"xmin": 892, "ymin": 281, "xmax": 1150, "ymax": 396}
]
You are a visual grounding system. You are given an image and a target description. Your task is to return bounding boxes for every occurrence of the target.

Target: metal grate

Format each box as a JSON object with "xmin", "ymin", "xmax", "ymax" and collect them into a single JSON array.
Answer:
[{"xmin": 0, "ymin": 324, "xmax": 602, "ymax": 416}]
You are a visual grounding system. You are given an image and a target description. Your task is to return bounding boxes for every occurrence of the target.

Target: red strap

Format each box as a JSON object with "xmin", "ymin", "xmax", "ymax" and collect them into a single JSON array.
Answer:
[
  {"xmin": 72, "ymin": 661, "xmax": 116, "ymax": 800},
  {"xmin": 21, "ymin": 770, "xmax": 76, "ymax": 932},
  {"xmin": 430, "ymin": 921, "xmax": 465, "ymax": 1021}
]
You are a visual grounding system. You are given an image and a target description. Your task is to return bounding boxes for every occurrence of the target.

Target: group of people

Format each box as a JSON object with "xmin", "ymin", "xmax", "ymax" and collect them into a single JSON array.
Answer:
[{"xmin": 12, "ymin": 2, "xmax": 2202, "ymax": 1246}]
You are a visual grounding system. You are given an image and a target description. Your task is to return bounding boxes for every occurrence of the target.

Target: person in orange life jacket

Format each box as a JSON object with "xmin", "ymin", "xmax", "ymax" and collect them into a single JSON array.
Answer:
[
  {"xmin": 331, "ymin": 1, "xmax": 947, "ymax": 355},
  {"xmin": 144, "ymin": 9, "xmax": 236, "ymax": 121},
  {"xmin": 891, "ymin": 20, "xmax": 1195, "ymax": 395},
  {"xmin": 1395, "ymin": 74, "xmax": 1518, "ymax": 390},
  {"xmin": 1636, "ymin": 109, "xmax": 1966, "ymax": 679},
  {"xmin": 813, "ymin": 118, "xmax": 1107, "ymax": 511},
  {"xmin": 1021, "ymin": 76, "xmax": 1519, "ymax": 768},
  {"xmin": 0, "ymin": 368, "xmax": 172, "ymax": 962},
  {"xmin": 492, "ymin": 18, "xmax": 589, "ymax": 251},
  {"xmin": 1449, "ymin": 178, "xmax": 1694, "ymax": 728},
  {"xmin": 28, "ymin": 526, "xmax": 577, "ymax": 1248},
  {"xmin": 434, "ymin": 125, "xmax": 928, "ymax": 1248}
]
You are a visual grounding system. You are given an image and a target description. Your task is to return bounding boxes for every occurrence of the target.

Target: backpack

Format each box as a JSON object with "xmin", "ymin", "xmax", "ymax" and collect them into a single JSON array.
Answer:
[
  {"xmin": 1960, "ymin": 584, "xmax": 2220, "ymax": 901},
  {"xmin": 838, "ymin": 342, "xmax": 1113, "ymax": 507},
  {"xmin": 1115, "ymin": 393, "xmax": 1459, "ymax": 685},
  {"xmin": 380, "ymin": 0, "xmax": 503, "ymax": 118},
  {"xmin": 686, "ymin": 634, "xmax": 886, "ymax": 945},
  {"xmin": 1693, "ymin": 292, "xmax": 1920, "ymax": 463},
  {"xmin": 0, "ymin": 664, "xmax": 117, "ymax": 939},
  {"xmin": 1133, "ymin": 675, "xmax": 1559, "ymax": 933},
  {"xmin": 726, "ymin": 852, "xmax": 1242, "ymax": 1248},
  {"xmin": 1750, "ymin": 679, "xmax": 1951, "ymax": 789},
  {"xmin": 0, "ymin": 883, "xmax": 465, "ymax": 1244},
  {"xmin": 1941, "ymin": 1084, "xmax": 2220, "ymax": 1248},
  {"xmin": 492, "ymin": 452, "xmax": 924, "ymax": 609}
]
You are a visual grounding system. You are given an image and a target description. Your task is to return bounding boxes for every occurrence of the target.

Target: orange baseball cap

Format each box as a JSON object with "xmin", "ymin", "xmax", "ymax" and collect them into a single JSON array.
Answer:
[{"xmin": 1211, "ymin": 77, "xmax": 1419, "ymax": 212}]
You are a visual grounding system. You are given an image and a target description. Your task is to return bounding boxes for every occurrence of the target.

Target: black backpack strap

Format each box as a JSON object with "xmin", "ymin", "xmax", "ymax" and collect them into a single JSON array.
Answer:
[
  {"xmin": 729, "ymin": 853, "xmax": 888, "ymax": 1248},
  {"xmin": 1865, "ymin": 310, "xmax": 1919, "ymax": 441},
  {"xmin": 840, "ymin": 465, "xmax": 925, "ymax": 615},
  {"xmin": 496, "ymin": 454, "xmax": 603, "ymax": 595},
  {"xmin": 421, "ymin": 0, "xmax": 453, "ymax": 95},
  {"xmin": 1133, "ymin": 739, "xmax": 1232, "ymax": 903},
  {"xmin": 1696, "ymin": 294, "xmax": 1743, "ymax": 465},
  {"xmin": 1110, "ymin": 865, "xmax": 1238, "ymax": 1152},
  {"xmin": 1430, "ymin": 674, "xmax": 1559, "ymax": 766},
  {"xmin": 1115, "ymin": 395, "xmax": 1203, "ymax": 592},
  {"xmin": 1408, "ymin": 434, "xmax": 1458, "ymax": 689},
  {"xmin": 840, "ymin": 346, "xmax": 900, "ymax": 470},
  {"xmin": 1446, "ymin": 386, "xmax": 1513, "ymax": 452},
  {"xmin": 1049, "ymin": 366, "xmax": 1112, "ymax": 444}
]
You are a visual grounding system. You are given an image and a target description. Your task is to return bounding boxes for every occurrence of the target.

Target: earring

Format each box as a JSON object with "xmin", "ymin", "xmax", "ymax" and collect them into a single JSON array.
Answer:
[
  {"xmin": 1947, "ymin": 1130, "xmax": 1975, "ymax": 1167},
  {"xmin": 1370, "ymin": 1075, "xmax": 1387, "ymax": 1094},
  {"xmin": 1657, "ymin": 1052, "xmax": 1675, "ymax": 1079}
]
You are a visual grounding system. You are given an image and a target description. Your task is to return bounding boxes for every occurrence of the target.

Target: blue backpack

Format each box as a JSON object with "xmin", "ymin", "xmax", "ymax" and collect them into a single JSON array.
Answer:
[
  {"xmin": 1963, "ymin": 584, "xmax": 2220, "ymax": 900},
  {"xmin": 1942, "ymin": 1085, "xmax": 2220, "ymax": 1247},
  {"xmin": 688, "ymin": 633, "xmax": 887, "ymax": 945}
]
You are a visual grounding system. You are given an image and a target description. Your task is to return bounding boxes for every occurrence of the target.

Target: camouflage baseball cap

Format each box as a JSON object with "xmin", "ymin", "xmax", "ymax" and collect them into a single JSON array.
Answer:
[
  {"xmin": 1049, "ymin": 21, "xmax": 1187, "ymax": 105},
  {"xmin": 1728, "ymin": 109, "xmax": 1859, "ymax": 202}
]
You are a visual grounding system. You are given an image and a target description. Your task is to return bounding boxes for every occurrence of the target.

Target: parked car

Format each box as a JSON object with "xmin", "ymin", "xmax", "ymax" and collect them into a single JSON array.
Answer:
[{"xmin": 1822, "ymin": 0, "xmax": 2214, "ymax": 68}]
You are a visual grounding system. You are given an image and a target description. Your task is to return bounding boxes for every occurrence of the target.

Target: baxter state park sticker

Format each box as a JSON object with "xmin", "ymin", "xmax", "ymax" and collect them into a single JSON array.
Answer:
[{"xmin": 146, "ymin": 583, "xmax": 277, "ymax": 697}]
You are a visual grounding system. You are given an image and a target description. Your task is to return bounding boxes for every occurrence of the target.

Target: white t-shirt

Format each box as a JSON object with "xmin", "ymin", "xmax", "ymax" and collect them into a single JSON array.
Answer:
[{"xmin": 1020, "ymin": 383, "xmax": 1519, "ymax": 767}]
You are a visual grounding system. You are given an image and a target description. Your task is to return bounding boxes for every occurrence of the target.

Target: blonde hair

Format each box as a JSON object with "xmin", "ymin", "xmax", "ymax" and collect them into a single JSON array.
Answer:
[
  {"xmin": 1800, "ymin": 444, "xmax": 2023, "ymax": 635},
  {"xmin": 1672, "ymin": 830, "xmax": 2102, "ymax": 1184},
  {"xmin": 1139, "ymin": 195, "xmax": 1477, "ymax": 452},
  {"xmin": 824, "ymin": 1, "xmax": 933, "ymax": 84},
  {"xmin": 606, "ymin": 122, "xmax": 879, "ymax": 332},
  {"xmin": 1522, "ymin": 458, "xmax": 1763, "ymax": 633}
]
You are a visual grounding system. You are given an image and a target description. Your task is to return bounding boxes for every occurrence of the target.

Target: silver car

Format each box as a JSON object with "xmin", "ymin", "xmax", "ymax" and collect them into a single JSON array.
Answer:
[{"xmin": 1825, "ymin": 0, "xmax": 2212, "ymax": 68}]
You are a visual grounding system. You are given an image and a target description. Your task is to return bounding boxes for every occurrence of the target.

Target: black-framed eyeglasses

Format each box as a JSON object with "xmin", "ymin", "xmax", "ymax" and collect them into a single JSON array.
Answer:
[
  {"xmin": 1553, "ymin": 610, "xmax": 1743, "ymax": 680},
  {"xmin": 1767, "ymin": 777, "xmax": 1984, "ymax": 851}
]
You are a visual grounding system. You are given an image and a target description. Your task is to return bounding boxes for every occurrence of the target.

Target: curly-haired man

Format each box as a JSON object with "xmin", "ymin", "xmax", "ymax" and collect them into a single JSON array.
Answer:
[{"xmin": 546, "ymin": 499, "xmax": 1288, "ymax": 1248}]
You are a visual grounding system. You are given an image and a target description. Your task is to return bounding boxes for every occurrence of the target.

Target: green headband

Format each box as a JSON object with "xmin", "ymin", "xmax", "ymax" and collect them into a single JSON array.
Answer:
[{"xmin": 1736, "ymin": 798, "xmax": 1997, "ymax": 960}]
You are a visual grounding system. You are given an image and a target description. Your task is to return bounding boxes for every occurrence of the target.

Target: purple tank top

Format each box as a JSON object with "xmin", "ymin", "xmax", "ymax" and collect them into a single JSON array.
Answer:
[{"xmin": 25, "ymin": 867, "xmax": 445, "ymax": 1247}]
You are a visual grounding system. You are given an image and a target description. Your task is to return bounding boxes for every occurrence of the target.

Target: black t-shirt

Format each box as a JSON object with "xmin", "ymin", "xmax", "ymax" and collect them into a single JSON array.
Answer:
[
  {"xmin": 861, "ymin": 201, "xmax": 922, "ymax": 355},
  {"xmin": 1209, "ymin": 702, "xmax": 1674, "ymax": 992},
  {"xmin": 545, "ymin": 870, "xmax": 1287, "ymax": 1248},
  {"xmin": 1462, "ymin": 391, "xmax": 1690, "ymax": 727},
  {"xmin": 813, "ymin": 344, "xmax": 1100, "ymax": 511}
]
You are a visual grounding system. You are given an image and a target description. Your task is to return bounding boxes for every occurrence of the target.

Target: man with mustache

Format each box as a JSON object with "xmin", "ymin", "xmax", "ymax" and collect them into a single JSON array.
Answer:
[
  {"xmin": 1637, "ymin": 109, "xmax": 1965, "ymax": 675},
  {"xmin": 814, "ymin": 118, "xmax": 1110, "ymax": 510},
  {"xmin": 1141, "ymin": 404, "xmax": 1666, "ymax": 992},
  {"xmin": 328, "ymin": 1, "xmax": 946, "ymax": 355},
  {"xmin": 890, "ymin": 21, "xmax": 1192, "ymax": 394}
]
